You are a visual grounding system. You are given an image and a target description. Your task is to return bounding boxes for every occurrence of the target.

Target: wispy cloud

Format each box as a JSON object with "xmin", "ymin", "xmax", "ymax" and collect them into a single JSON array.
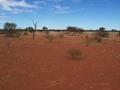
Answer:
[
  {"xmin": 34, "ymin": 0, "xmax": 47, "ymax": 5},
  {"xmin": 53, "ymin": 5, "xmax": 79, "ymax": 14},
  {"xmin": 0, "ymin": 0, "xmax": 37, "ymax": 14},
  {"xmin": 11, "ymin": 9, "xmax": 33, "ymax": 14},
  {"xmin": 0, "ymin": 0, "xmax": 83, "ymax": 14},
  {"xmin": 53, "ymin": 5, "xmax": 70, "ymax": 13}
]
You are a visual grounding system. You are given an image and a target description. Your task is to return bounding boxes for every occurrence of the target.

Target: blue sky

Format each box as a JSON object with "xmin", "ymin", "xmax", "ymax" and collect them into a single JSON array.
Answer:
[{"xmin": 0, "ymin": 0, "xmax": 120, "ymax": 30}]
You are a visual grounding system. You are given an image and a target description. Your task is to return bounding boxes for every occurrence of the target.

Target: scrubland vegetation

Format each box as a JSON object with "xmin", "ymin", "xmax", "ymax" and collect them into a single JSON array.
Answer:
[{"xmin": 0, "ymin": 22, "xmax": 120, "ymax": 90}]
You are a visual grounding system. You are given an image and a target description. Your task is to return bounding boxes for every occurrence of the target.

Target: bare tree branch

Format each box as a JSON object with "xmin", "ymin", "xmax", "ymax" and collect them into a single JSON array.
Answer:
[{"xmin": 32, "ymin": 20, "xmax": 38, "ymax": 40}]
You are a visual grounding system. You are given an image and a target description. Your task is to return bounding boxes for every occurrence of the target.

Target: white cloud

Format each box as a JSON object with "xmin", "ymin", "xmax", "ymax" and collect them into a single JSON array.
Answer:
[
  {"xmin": 53, "ymin": 5, "xmax": 79, "ymax": 14},
  {"xmin": 0, "ymin": 0, "xmax": 37, "ymax": 13},
  {"xmin": 12, "ymin": 8, "xmax": 33, "ymax": 14},
  {"xmin": 34, "ymin": 0, "xmax": 46, "ymax": 5},
  {"xmin": 54, "ymin": 5, "xmax": 70, "ymax": 10},
  {"xmin": 54, "ymin": 5, "xmax": 71, "ymax": 14}
]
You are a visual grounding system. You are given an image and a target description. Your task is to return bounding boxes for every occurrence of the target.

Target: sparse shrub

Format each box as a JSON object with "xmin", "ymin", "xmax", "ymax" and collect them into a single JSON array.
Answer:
[
  {"xmin": 64, "ymin": 31, "xmax": 69, "ymax": 34},
  {"xmin": 24, "ymin": 31, "xmax": 29, "ymax": 35},
  {"xmin": 96, "ymin": 31, "xmax": 109, "ymax": 38},
  {"xmin": 43, "ymin": 26, "xmax": 49, "ymax": 33},
  {"xmin": 66, "ymin": 26, "xmax": 84, "ymax": 34},
  {"xmin": 77, "ymin": 28, "xmax": 84, "ymax": 34},
  {"xmin": 68, "ymin": 48, "xmax": 82, "ymax": 59},
  {"xmin": 6, "ymin": 39, "xmax": 10, "ymax": 48},
  {"xmin": 5, "ymin": 33, "xmax": 14, "ymax": 37},
  {"xmin": 45, "ymin": 34, "xmax": 54, "ymax": 43},
  {"xmin": 117, "ymin": 31, "xmax": 120, "ymax": 37},
  {"xmin": 95, "ymin": 27, "xmax": 109, "ymax": 38},
  {"xmin": 93, "ymin": 36, "xmax": 102, "ymax": 43},
  {"xmin": 59, "ymin": 33, "xmax": 64, "ymax": 38},
  {"xmin": 43, "ymin": 26, "xmax": 54, "ymax": 43},
  {"xmin": 111, "ymin": 29, "xmax": 117, "ymax": 32},
  {"xmin": 86, "ymin": 35, "xmax": 102, "ymax": 45},
  {"xmin": 25, "ymin": 27, "xmax": 34, "ymax": 33},
  {"xmin": 45, "ymin": 30, "xmax": 49, "ymax": 35},
  {"xmin": 85, "ymin": 35, "xmax": 89, "ymax": 39},
  {"xmin": 15, "ymin": 31, "xmax": 22, "ymax": 38}
]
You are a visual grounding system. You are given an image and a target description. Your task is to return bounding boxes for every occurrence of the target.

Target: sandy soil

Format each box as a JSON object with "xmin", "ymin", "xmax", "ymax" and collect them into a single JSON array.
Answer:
[{"xmin": 0, "ymin": 32, "xmax": 120, "ymax": 90}]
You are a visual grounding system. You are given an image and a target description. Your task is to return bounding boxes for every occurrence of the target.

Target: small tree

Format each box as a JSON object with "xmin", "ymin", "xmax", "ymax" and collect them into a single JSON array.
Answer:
[
  {"xmin": 95, "ymin": 27, "xmax": 109, "ymax": 38},
  {"xmin": 42, "ymin": 26, "xmax": 48, "ymax": 31},
  {"xmin": 3, "ymin": 22, "xmax": 17, "ymax": 48},
  {"xmin": 77, "ymin": 28, "xmax": 84, "ymax": 34},
  {"xmin": 99, "ymin": 27, "xmax": 105, "ymax": 32},
  {"xmin": 25, "ymin": 27, "xmax": 34, "ymax": 33},
  {"xmin": 4, "ymin": 22, "xmax": 17, "ymax": 30},
  {"xmin": 67, "ymin": 26, "xmax": 78, "ymax": 32},
  {"xmin": 4, "ymin": 22, "xmax": 17, "ymax": 37},
  {"xmin": 42, "ymin": 26, "xmax": 49, "ymax": 35},
  {"xmin": 66, "ymin": 26, "xmax": 84, "ymax": 35}
]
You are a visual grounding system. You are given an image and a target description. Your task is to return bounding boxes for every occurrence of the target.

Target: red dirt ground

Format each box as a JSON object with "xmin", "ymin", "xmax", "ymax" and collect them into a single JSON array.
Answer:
[{"xmin": 0, "ymin": 32, "xmax": 120, "ymax": 90}]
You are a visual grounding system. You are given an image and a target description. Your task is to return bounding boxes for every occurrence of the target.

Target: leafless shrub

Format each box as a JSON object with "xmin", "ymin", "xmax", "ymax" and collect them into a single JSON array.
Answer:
[
  {"xmin": 117, "ymin": 31, "xmax": 120, "ymax": 37},
  {"xmin": 15, "ymin": 31, "xmax": 22, "ymax": 38},
  {"xmin": 45, "ymin": 34, "xmax": 54, "ymax": 43},
  {"xmin": 86, "ymin": 34, "xmax": 102, "ymax": 45},
  {"xmin": 68, "ymin": 48, "xmax": 82, "ymax": 59},
  {"xmin": 6, "ymin": 39, "xmax": 11, "ymax": 48},
  {"xmin": 59, "ymin": 33, "xmax": 64, "ymax": 38},
  {"xmin": 24, "ymin": 31, "xmax": 29, "ymax": 35}
]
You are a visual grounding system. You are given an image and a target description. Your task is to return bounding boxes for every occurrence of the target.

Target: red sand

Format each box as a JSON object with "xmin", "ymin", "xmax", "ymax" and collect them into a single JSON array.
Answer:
[{"xmin": 0, "ymin": 32, "xmax": 120, "ymax": 90}]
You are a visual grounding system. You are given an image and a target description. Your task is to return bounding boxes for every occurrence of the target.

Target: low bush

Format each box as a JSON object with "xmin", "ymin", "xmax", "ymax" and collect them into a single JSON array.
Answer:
[
  {"xmin": 59, "ymin": 33, "xmax": 64, "ymax": 38},
  {"xmin": 15, "ymin": 31, "xmax": 22, "ymax": 38},
  {"xmin": 45, "ymin": 34, "xmax": 54, "ymax": 43},
  {"xmin": 93, "ymin": 34, "xmax": 102, "ymax": 43},
  {"xmin": 95, "ymin": 31, "xmax": 109, "ymax": 38},
  {"xmin": 24, "ymin": 31, "xmax": 29, "ymax": 35},
  {"xmin": 86, "ymin": 35, "xmax": 102, "ymax": 44},
  {"xmin": 95, "ymin": 27, "xmax": 109, "ymax": 38},
  {"xmin": 68, "ymin": 48, "xmax": 82, "ymax": 59},
  {"xmin": 117, "ymin": 31, "xmax": 120, "ymax": 37}
]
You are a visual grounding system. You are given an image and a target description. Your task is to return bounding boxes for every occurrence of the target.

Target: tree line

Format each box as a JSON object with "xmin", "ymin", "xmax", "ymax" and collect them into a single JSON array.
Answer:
[{"xmin": 0, "ymin": 22, "xmax": 120, "ymax": 40}]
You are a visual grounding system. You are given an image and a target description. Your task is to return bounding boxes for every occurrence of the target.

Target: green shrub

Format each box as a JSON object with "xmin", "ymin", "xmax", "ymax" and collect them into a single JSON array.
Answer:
[
  {"xmin": 68, "ymin": 48, "xmax": 82, "ymax": 59},
  {"xmin": 25, "ymin": 27, "xmax": 34, "ymax": 33}
]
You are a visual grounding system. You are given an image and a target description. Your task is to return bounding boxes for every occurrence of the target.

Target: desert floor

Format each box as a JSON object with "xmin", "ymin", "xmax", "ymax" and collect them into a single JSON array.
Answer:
[{"xmin": 0, "ymin": 32, "xmax": 120, "ymax": 90}]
